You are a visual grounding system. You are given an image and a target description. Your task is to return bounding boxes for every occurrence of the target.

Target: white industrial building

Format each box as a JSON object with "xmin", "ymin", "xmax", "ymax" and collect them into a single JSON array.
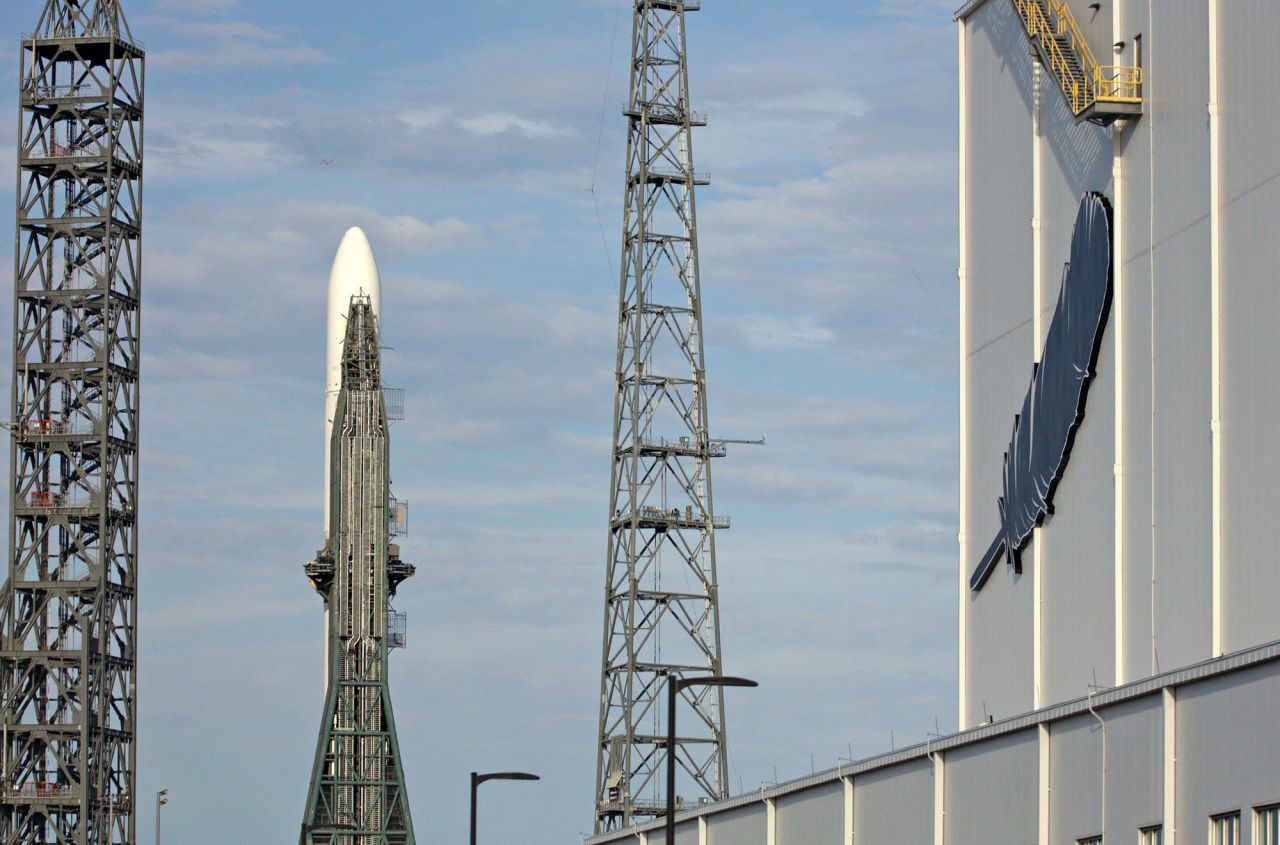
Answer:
[{"xmin": 587, "ymin": 1, "xmax": 1280, "ymax": 842}]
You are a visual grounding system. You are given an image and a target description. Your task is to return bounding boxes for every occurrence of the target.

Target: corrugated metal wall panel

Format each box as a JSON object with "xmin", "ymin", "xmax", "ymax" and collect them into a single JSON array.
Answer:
[
  {"xmin": 705, "ymin": 802, "xmax": 768, "ymax": 845},
  {"xmin": 962, "ymin": 0, "xmax": 1037, "ymax": 724},
  {"xmin": 1049, "ymin": 714, "xmax": 1105, "ymax": 844},
  {"xmin": 1038, "ymin": 333, "xmax": 1117, "ymax": 705},
  {"xmin": 1048, "ymin": 698, "xmax": 1161, "ymax": 845},
  {"xmin": 944, "ymin": 730, "xmax": 1038, "ymax": 845},
  {"xmin": 1036, "ymin": 68, "xmax": 1118, "ymax": 707},
  {"xmin": 1217, "ymin": 1, "xmax": 1280, "ymax": 654},
  {"xmin": 1101, "ymin": 697, "xmax": 1163, "ymax": 837},
  {"xmin": 965, "ymin": 555, "xmax": 1036, "ymax": 721},
  {"xmin": 646, "ymin": 824, "xmax": 701, "ymax": 845},
  {"xmin": 775, "ymin": 781, "xmax": 843, "ymax": 845},
  {"xmin": 1067, "ymin": 0, "xmax": 1112, "ymax": 64},
  {"xmin": 1113, "ymin": 0, "xmax": 1156, "ymax": 679},
  {"xmin": 852, "ymin": 758, "xmax": 933, "ymax": 845},
  {"xmin": 1177, "ymin": 663, "xmax": 1280, "ymax": 827},
  {"xmin": 1147, "ymin": 0, "xmax": 1214, "ymax": 673}
]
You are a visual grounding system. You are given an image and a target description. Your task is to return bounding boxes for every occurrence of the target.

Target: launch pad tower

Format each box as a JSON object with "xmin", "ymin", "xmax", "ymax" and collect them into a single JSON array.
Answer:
[
  {"xmin": 1, "ymin": 2, "xmax": 144, "ymax": 843},
  {"xmin": 594, "ymin": 0, "xmax": 736, "ymax": 832},
  {"xmin": 301, "ymin": 296, "xmax": 415, "ymax": 845}
]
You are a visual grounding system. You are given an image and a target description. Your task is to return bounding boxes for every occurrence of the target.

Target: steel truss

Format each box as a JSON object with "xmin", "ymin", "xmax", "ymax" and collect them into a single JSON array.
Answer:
[
  {"xmin": 1, "ymin": 2, "xmax": 143, "ymax": 844},
  {"xmin": 302, "ymin": 298, "xmax": 415, "ymax": 845},
  {"xmin": 594, "ymin": 0, "xmax": 734, "ymax": 832}
]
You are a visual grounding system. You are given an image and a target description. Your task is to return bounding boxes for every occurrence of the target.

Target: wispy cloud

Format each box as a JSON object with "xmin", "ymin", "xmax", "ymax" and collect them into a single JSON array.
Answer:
[
  {"xmin": 728, "ymin": 313, "xmax": 839, "ymax": 349},
  {"xmin": 459, "ymin": 112, "xmax": 576, "ymax": 139},
  {"xmin": 143, "ymin": 15, "xmax": 332, "ymax": 70}
]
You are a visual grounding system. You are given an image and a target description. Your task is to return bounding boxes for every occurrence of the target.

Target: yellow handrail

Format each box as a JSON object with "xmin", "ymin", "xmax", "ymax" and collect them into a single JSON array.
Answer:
[
  {"xmin": 1051, "ymin": 0, "xmax": 1099, "ymax": 78},
  {"xmin": 1094, "ymin": 65, "xmax": 1142, "ymax": 102},
  {"xmin": 1011, "ymin": 0, "xmax": 1142, "ymax": 114}
]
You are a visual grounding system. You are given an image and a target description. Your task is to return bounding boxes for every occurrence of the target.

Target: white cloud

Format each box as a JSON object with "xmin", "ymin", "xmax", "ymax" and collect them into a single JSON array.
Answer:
[
  {"xmin": 459, "ymin": 112, "xmax": 576, "ymax": 139},
  {"xmin": 144, "ymin": 16, "xmax": 332, "ymax": 70},
  {"xmin": 372, "ymin": 213, "xmax": 484, "ymax": 253},
  {"xmin": 397, "ymin": 107, "xmax": 450, "ymax": 131},
  {"xmin": 149, "ymin": 132, "xmax": 291, "ymax": 180},
  {"xmin": 729, "ymin": 313, "xmax": 838, "ymax": 349}
]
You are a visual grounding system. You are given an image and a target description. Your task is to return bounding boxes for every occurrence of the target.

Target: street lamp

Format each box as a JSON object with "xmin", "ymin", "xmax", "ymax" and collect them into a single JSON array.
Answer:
[
  {"xmin": 666, "ymin": 675, "xmax": 758, "ymax": 845},
  {"xmin": 155, "ymin": 788, "xmax": 168, "ymax": 845},
  {"xmin": 470, "ymin": 770, "xmax": 539, "ymax": 845}
]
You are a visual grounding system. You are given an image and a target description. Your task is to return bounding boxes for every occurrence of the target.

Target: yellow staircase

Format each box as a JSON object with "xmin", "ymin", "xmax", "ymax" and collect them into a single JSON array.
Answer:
[{"xmin": 1012, "ymin": 0, "xmax": 1142, "ymax": 124}]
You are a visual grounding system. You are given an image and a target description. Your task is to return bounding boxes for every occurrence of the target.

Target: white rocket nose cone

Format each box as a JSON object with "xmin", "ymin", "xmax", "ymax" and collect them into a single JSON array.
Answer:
[
  {"xmin": 325, "ymin": 227, "xmax": 383, "ymax": 535},
  {"xmin": 327, "ymin": 225, "xmax": 382, "ymax": 402},
  {"xmin": 328, "ymin": 226, "xmax": 382, "ymax": 320}
]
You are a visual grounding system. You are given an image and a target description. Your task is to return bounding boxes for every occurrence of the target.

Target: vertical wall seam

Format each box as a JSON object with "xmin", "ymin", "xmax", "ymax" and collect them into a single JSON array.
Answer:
[
  {"xmin": 1038, "ymin": 724, "xmax": 1051, "ymax": 845},
  {"xmin": 1147, "ymin": 0, "xmax": 1159, "ymax": 677},
  {"xmin": 1031, "ymin": 52, "xmax": 1045, "ymax": 712},
  {"xmin": 1111, "ymin": 0, "xmax": 1128, "ymax": 690},
  {"xmin": 843, "ymin": 775, "xmax": 854, "ymax": 845},
  {"xmin": 956, "ymin": 15, "xmax": 972, "ymax": 731},
  {"xmin": 1163, "ymin": 687, "xmax": 1177, "ymax": 845},
  {"xmin": 1207, "ymin": 0, "xmax": 1224, "ymax": 658},
  {"xmin": 933, "ymin": 751, "xmax": 946, "ymax": 845}
]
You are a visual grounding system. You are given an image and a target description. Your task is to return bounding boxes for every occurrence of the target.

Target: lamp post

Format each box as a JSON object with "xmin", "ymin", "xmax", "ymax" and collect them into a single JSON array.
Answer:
[
  {"xmin": 666, "ymin": 675, "xmax": 758, "ymax": 845},
  {"xmin": 470, "ymin": 770, "xmax": 539, "ymax": 845},
  {"xmin": 155, "ymin": 788, "xmax": 168, "ymax": 845}
]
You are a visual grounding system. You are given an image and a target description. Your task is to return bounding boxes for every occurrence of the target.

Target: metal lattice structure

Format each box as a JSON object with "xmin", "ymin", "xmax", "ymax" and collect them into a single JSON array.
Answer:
[
  {"xmin": 302, "ymin": 297, "xmax": 415, "ymax": 845},
  {"xmin": 1, "ymin": 2, "xmax": 143, "ymax": 843},
  {"xmin": 594, "ymin": 0, "xmax": 734, "ymax": 832}
]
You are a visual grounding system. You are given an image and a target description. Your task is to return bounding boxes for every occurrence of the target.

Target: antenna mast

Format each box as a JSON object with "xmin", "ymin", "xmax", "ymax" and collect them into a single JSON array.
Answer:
[{"xmin": 594, "ymin": 0, "xmax": 734, "ymax": 832}]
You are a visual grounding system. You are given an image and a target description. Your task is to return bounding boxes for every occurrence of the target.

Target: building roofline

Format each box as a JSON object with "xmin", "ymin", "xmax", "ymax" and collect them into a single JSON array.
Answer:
[
  {"xmin": 955, "ymin": 0, "xmax": 993, "ymax": 21},
  {"xmin": 586, "ymin": 636, "xmax": 1280, "ymax": 843}
]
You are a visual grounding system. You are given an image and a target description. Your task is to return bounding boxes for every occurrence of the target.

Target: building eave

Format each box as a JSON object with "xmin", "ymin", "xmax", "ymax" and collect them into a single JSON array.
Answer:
[
  {"xmin": 954, "ymin": 0, "xmax": 993, "ymax": 21},
  {"xmin": 585, "ymin": 636, "xmax": 1280, "ymax": 844}
]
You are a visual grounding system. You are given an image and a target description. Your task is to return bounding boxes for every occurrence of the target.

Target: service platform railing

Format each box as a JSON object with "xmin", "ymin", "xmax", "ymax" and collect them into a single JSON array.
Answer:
[{"xmin": 1012, "ymin": 0, "xmax": 1142, "ymax": 123}]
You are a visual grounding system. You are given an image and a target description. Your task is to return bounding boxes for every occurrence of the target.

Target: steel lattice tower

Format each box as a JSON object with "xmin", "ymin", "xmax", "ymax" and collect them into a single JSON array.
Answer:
[
  {"xmin": 595, "ymin": 0, "xmax": 733, "ymax": 832},
  {"xmin": 1, "ymin": 2, "xmax": 144, "ymax": 844}
]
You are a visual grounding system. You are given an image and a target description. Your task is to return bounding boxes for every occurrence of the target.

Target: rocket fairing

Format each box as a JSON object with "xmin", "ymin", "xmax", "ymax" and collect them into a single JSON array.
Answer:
[
  {"xmin": 301, "ymin": 229, "xmax": 416, "ymax": 844},
  {"xmin": 325, "ymin": 226, "xmax": 381, "ymax": 538}
]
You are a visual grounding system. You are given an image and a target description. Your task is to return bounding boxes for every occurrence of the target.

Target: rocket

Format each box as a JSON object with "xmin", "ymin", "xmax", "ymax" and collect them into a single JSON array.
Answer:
[
  {"xmin": 319, "ymin": 227, "xmax": 383, "ymax": 676},
  {"xmin": 301, "ymin": 227, "xmax": 416, "ymax": 844},
  {"xmin": 325, "ymin": 226, "xmax": 381, "ymax": 536}
]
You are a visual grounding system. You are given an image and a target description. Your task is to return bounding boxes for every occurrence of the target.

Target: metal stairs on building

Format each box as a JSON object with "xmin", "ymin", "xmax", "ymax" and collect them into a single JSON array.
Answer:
[{"xmin": 1012, "ymin": 0, "xmax": 1142, "ymax": 125}]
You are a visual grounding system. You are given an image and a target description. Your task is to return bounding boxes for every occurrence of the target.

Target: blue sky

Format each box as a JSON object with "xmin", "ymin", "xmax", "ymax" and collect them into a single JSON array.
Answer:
[{"xmin": 0, "ymin": 0, "xmax": 960, "ymax": 841}]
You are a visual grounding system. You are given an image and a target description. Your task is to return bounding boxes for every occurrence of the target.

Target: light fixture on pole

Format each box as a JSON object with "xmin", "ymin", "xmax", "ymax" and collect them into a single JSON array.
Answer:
[
  {"xmin": 666, "ymin": 676, "xmax": 758, "ymax": 845},
  {"xmin": 155, "ymin": 788, "xmax": 168, "ymax": 845},
  {"xmin": 470, "ymin": 770, "xmax": 540, "ymax": 845}
]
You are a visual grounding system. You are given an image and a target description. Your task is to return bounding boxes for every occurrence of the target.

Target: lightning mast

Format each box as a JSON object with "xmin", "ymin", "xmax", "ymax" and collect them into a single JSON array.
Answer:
[
  {"xmin": 1, "ymin": 2, "xmax": 144, "ymax": 843},
  {"xmin": 301, "ymin": 294, "xmax": 415, "ymax": 845},
  {"xmin": 594, "ymin": 0, "xmax": 734, "ymax": 831}
]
